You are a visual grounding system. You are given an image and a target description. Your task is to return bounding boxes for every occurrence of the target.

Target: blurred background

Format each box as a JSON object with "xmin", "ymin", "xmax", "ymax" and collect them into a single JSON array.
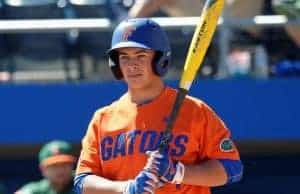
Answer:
[{"xmin": 0, "ymin": 0, "xmax": 299, "ymax": 193}]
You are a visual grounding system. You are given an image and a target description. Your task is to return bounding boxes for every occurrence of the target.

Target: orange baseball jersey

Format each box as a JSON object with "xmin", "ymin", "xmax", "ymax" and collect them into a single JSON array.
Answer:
[{"xmin": 76, "ymin": 86, "xmax": 240, "ymax": 194}]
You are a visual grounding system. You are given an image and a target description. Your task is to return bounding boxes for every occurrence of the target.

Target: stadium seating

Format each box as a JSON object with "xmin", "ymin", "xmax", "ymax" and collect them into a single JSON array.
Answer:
[
  {"xmin": 3, "ymin": 0, "xmax": 72, "ymax": 81},
  {"xmin": 0, "ymin": 0, "xmax": 9, "ymax": 76},
  {"xmin": 163, "ymin": 27, "xmax": 219, "ymax": 79},
  {"xmin": 108, "ymin": 0, "xmax": 168, "ymax": 19},
  {"xmin": 69, "ymin": 0, "xmax": 109, "ymax": 18},
  {"xmin": 67, "ymin": 0, "xmax": 112, "ymax": 80}
]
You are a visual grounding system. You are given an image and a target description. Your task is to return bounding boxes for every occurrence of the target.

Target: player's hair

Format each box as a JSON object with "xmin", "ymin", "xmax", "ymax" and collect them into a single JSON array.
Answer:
[{"xmin": 107, "ymin": 18, "xmax": 171, "ymax": 79}]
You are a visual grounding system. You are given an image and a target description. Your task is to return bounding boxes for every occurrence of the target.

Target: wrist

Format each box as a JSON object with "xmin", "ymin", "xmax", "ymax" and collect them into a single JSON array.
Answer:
[
  {"xmin": 122, "ymin": 180, "xmax": 133, "ymax": 194},
  {"xmin": 172, "ymin": 161, "xmax": 185, "ymax": 184}
]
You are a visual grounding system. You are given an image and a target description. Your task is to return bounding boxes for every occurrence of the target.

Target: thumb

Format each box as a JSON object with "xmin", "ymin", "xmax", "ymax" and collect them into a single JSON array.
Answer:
[{"xmin": 146, "ymin": 151, "xmax": 152, "ymax": 156}]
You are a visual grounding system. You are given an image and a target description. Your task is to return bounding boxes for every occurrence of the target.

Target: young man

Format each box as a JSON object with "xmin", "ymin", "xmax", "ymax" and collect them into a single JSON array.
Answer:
[
  {"xmin": 74, "ymin": 18, "xmax": 243, "ymax": 194},
  {"xmin": 15, "ymin": 140, "xmax": 77, "ymax": 194}
]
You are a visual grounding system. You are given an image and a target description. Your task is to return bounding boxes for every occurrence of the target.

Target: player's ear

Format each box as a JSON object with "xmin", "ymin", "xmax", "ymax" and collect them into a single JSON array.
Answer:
[{"xmin": 39, "ymin": 165, "xmax": 46, "ymax": 175}]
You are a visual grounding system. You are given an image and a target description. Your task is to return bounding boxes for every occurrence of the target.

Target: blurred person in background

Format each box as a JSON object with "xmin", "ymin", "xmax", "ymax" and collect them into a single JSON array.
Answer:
[
  {"xmin": 272, "ymin": 0, "xmax": 300, "ymax": 45},
  {"xmin": 0, "ymin": 182, "xmax": 7, "ymax": 194},
  {"xmin": 126, "ymin": 0, "xmax": 264, "ymax": 38},
  {"xmin": 125, "ymin": 0, "xmax": 299, "ymax": 45},
  {"xmin": 267, "ymin": 0, "xmax": 300, "ymax": 77},
  {"xmin": 122, "ymin": 0, "xmax": 300, "ymax": 78},
  {"xmin": 15, "ymin": 140, "xmax": 77, "ymax": 194},
  {"xmin": 121, "ymin": 0, "xmax": 265, "ymax": 78}
]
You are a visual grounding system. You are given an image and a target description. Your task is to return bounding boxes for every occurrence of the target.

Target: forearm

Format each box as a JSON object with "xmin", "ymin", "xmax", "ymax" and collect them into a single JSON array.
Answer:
[
  {"xmin": 285, "ymin": 25, "xmax": 300, "ymax": 47},
  {"xmin": 182, "ymin": 159, "xmax": 227, "ymax": 187},
  {"xmin": 128, "ymin": 0, "xmax": 168, "ymax": 18},
  {"xmin": 82, "ymin": 175, "xmax": 128, "ymax": 194}
]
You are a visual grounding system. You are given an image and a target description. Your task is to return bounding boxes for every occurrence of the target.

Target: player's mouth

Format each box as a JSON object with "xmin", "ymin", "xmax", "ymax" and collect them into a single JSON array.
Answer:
[{"xmin": 128, "ymin": 73, "xmax": 143, "ymax": 78}]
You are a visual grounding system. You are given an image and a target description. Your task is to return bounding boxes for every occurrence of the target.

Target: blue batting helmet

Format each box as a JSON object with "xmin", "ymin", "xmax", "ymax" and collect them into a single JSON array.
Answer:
[{"xmin": 107, "ymin": 18, "xmax": 171, "ymax": 79}]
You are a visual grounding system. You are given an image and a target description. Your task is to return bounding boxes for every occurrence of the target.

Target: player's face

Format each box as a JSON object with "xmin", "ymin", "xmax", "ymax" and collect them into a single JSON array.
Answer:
[
  {"xmin": 118, "ymin": 47, "xmax": 159, "ymax": 90},
  {"xmin": 41, "ymin": 162, "xmax": 73, "ymax": 187}
]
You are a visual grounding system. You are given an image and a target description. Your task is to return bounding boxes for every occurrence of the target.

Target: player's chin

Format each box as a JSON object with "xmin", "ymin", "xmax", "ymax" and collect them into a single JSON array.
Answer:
[
  {"xmin": 51, "ymin": 174, "xmax": 72, "ymax": 184},
  {"xmin": 125, "ymin": 76, "xmax": 147, "ymax": 87},
  {"xmin": 127, "ymin": 82, "xmax": 147, "ymax": 90}
]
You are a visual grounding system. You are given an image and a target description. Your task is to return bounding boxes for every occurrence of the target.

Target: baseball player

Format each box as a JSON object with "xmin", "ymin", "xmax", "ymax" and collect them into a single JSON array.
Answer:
[
  {"xmin": 74, "ymin": 18, "xmax": 243, "ymax": 194},
  {"xmin": 15, "ymin": 140, "xmax": 76, "ymax": 194}
]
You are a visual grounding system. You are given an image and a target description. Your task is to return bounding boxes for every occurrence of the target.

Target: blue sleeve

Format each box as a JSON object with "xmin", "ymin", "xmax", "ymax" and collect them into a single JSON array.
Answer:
[
  {"xmin": 74, "ymin": 173, "xmax": 92, "ymax": 194},
  {"xmin": 218, "ymin": 159, "xmax": 243, "ymax": 184}
]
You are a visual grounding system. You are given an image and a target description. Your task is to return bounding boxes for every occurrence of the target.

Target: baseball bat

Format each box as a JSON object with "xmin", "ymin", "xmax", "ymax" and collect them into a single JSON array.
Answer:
[{"xmin": 159, "ymin": 0, "xmax": 224, "ymax": 150}]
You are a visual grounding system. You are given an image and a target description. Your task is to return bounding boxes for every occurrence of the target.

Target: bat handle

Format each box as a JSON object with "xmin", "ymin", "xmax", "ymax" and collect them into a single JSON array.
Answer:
[{"xmin": 158, "ymin": 88, "xmax": 188, "ymax": 151}]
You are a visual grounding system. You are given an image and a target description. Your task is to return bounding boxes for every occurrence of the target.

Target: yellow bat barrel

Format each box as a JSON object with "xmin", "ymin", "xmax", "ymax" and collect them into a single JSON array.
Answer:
[{"xmin": 179, "ymin": 0, "xmax": 224, "ymax": 90}]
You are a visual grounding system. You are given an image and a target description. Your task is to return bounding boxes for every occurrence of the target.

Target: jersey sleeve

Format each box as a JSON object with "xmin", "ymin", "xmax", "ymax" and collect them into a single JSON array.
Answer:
[
  {"xmin": 199, "ymin": 103, "xmax": 240, "ymax": 160},
  {"xmin": 14, "ymin": 181, "xmax": 42, "ymax": 194},
  {"xmin": 75, "ymin": 110, "xmax": 103, "ymax": 175},
  {"xmin": 15, "ymin": 185, "xmax": 33, "ymax": 194}
]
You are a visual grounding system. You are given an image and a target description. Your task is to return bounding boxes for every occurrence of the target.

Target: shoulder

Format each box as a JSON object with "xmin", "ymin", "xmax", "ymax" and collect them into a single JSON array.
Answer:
[
  {"xmin": 93, "ymin": 105, "xmax": 110, "ymax": 117},
  {"xmin": 98, "ymin": 93, "xmax": 129, "ymax": 111},
  {"xmin": 184, "ymin": 94, "xmax": 210, "ymax": 111},
  {"xmin": 93, "ymin": 92, "xmax": 134, "ymax": 116},
  {"xmin": 182, "ymin": 94, "xmax": 219, "ymax": 121},
  {"xmin": 165, "ymin": 86, "xmax": 214, "ymax": 118},
  {"xmin": 92, "ymin": 98, "xmax": 123, "ymax": 119},
  {"xmin": 165, "ymin": 86, "xmax": 210, "ymax": 110},
  {"xmin": 185, "ymin": 95, "xmax": 205, "ymax": 106},
  {"xmin": 15, "ymin": 179, "xmax": 50, "ymax": 194}
]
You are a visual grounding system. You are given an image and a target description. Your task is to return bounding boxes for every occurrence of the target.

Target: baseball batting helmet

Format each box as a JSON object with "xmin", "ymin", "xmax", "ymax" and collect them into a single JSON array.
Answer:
[
  {"xmin": 107, "ymin": 18, "xmax": 171, "ymax": 79},
  {"xmin": 39, "ymin": 140, "xmax": 76, "ymax": 167}
]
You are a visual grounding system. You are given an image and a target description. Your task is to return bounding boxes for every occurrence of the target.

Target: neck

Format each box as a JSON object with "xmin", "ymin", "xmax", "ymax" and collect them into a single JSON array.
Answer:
[
  {"xmin": 51, "ymin": 182, "xmax": 68, "ymax": 193},
  {"xmin": 127, "ymin": 78, "xmax": 165, "ymax": 105},
  {"xmin": 49, "ymin": 177, "xmax": 72, "ymax": 193}
]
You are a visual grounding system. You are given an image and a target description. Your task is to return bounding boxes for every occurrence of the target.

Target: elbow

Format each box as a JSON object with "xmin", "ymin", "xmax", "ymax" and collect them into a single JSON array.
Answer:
[{"xmin": 218, "ymin": 159, "xmax": 244, "ymax": 185}]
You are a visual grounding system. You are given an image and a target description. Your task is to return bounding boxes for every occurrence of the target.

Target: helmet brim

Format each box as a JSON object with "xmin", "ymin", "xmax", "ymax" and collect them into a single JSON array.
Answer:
[
  {"xmin": 40, "ymin": 154, "xmax": 76, "ymax": 167},
  {"xmin": 109, "ymin": 41, "xmax": 151, "ymax": 53}
]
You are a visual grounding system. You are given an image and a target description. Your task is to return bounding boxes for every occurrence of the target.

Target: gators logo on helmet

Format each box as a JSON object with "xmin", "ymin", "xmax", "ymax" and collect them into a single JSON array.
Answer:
[{"xmin": 122, "ymin": 24, "xmax": 136, "ymax": 41}]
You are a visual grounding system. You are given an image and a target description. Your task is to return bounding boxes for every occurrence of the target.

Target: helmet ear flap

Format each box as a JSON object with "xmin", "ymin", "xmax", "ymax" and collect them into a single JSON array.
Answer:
[
  {"xmin": 108, "ymin": 51, "xmax": 123, "ymax": 80},
  {"xmin": 152, "ymin": 51, "xmax": 171, "ymax": 76}
]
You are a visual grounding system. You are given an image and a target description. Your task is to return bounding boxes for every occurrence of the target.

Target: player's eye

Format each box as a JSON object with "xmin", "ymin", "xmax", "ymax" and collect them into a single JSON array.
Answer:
[
  {"xmin": 137, "ymin": 54, "xmax": 148, "ymax": 60},
  {"xmin": 119, "ymin": 55, "xmax": 130, "ymax": 63}
]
